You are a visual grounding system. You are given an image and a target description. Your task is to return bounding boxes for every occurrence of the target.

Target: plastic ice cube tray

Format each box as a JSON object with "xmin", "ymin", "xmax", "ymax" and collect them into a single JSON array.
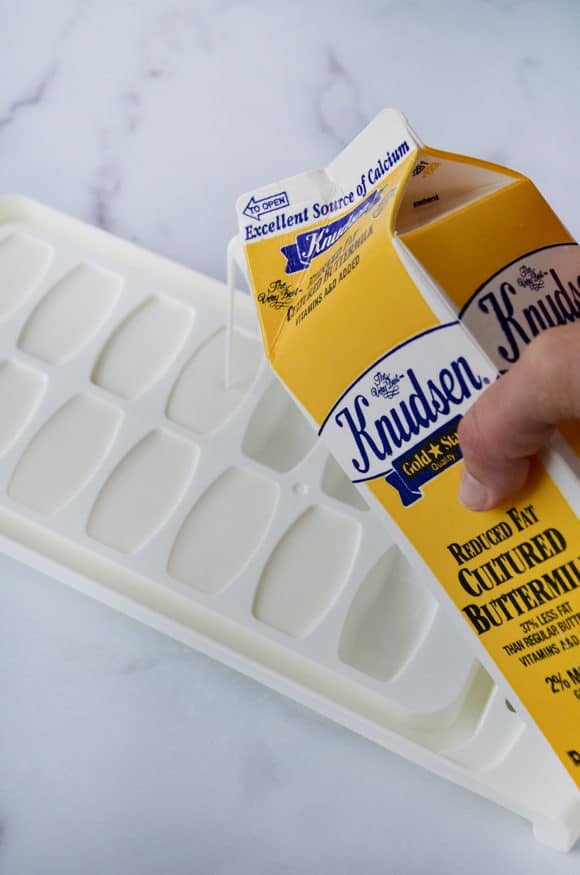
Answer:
[{"xmin": 0, "ymin": 197, "xmax": 578, "ymax": 851}]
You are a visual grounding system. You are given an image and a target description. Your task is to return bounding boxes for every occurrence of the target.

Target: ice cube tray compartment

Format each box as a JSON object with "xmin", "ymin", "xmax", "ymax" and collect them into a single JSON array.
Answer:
[
  {"xmin": 0, "ymin": 233, "xmax": 53, "ymax": 319},
  {"xmin": 167, "ymin": 466, "xmax": 279, "ymax": 594},
  {"xmin": 87, "ymin": 429, "xmax": 199, "ymax": 553},
  {"xmin": 18, "ymin": 264, "xmax": 122, "ymax": 365},
  {"xmin": 166, "ymin": 327, "xmax": 263, "ymax": 434},
  {"xmin": 8, "ymin": 394, "xmax": 123, "ymax": 514},
  {"xmin": 253, "ymin": 505, "xmax": 361, "ymax": 638},
  {"xmin": 338, "ymin": 545, "xmax": 437, "ymax": 682},
  {"xmin": 0, "ymin": 360, "xmax": 47, "ymax": 454},
  {"xmin": 92, "ymin": 296, "xmax": 194, "ymax": 400},
  {"xmin": 242, "ymin": 380, "xmax": 318, "ymax": 472},
  {"xmin": 0, "ymin": 197, "xmax": 576, "ymax": 852}
]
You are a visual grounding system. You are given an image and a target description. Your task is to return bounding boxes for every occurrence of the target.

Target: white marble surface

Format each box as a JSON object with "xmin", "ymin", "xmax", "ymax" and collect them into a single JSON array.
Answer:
[{"xmin": 0, "ymin": 1, "xmax": 579, "ymax": 872}]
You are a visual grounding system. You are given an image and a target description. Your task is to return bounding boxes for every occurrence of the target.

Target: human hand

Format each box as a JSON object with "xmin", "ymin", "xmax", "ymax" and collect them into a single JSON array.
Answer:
[{"xmin": 458, "ymin": 324, "xmax": 580, "ymax": 511}]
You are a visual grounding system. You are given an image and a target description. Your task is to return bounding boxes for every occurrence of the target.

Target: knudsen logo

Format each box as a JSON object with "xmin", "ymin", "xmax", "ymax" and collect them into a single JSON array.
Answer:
[
  {"xmin": 319, "ymin": 323, "xmax": 495, "ymax": 506},
  {"xmin": 460, "ymin": 243, "xmax": 580, "ymax": 371},
  {"xmin": 281, "ymin": 187, "xmax": 383, "ymax": 274}
]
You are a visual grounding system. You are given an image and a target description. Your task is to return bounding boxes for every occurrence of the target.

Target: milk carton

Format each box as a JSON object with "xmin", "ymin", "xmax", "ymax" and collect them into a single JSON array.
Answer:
[{"xmin": 236, "ymin": 110, "xmax": 580, "ymax": 789}]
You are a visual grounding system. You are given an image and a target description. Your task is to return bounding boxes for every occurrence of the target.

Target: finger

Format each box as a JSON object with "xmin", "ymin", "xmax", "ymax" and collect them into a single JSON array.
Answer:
[{"xmin": 458, "ymin": 323, "xmax": 580, "ymax": 510}]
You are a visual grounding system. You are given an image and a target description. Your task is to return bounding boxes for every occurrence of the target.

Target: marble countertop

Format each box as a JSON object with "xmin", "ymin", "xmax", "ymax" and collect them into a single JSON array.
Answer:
[{"xmin": 1, "ymin": 1, "xmax": 580, "ymax": 872}]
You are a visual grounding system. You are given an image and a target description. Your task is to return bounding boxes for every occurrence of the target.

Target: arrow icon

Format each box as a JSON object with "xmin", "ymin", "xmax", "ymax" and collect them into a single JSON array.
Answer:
[{"xmin": 243, "ymin": 190, "xmax": 290, "ymax": 221}]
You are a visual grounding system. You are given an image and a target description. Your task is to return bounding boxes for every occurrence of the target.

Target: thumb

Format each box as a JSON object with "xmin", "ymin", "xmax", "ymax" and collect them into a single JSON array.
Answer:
[{"xmin": 458, "ymin": 324, "xmax": 580, "ymax": 511}]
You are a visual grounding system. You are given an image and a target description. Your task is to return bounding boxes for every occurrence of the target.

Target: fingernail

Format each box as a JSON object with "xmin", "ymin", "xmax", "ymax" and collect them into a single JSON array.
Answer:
[{"xmin": 459, "ymin": 468, "xmax": 492, "ymax": 511}]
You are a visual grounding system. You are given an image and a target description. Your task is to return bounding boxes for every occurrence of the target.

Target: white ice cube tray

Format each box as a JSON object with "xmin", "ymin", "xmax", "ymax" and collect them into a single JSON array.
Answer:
[{"xmin": 0, "ymin": 197, "xmax": 578, "ymax": 851}]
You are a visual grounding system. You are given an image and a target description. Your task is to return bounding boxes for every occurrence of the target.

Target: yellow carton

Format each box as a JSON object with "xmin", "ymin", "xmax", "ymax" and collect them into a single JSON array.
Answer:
[{"xmin": 237, "ymin": 110, "xmax": 580, "ymax": 789}]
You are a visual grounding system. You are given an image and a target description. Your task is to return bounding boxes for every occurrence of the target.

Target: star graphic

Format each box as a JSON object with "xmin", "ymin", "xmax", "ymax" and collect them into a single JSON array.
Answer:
[{"xmin": 427, "ymin": 441, "xmax": 442, "ymax": 459}]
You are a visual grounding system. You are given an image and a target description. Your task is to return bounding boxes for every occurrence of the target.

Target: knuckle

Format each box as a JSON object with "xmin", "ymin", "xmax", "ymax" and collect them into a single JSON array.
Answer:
[
  {"xmin": 458, "ymin": 399, "xmax": 496, "ymax": 468},
  {"xmin": 518, "ymin": 326, "xmax": 580, "ymax": 417},
  {"xmin": 457, "ymin": 409, "xmax": 478, "ymax": 456},
  {"xmin": 520, "ymin": 328, "xmax": 567, "ymax": 385}
]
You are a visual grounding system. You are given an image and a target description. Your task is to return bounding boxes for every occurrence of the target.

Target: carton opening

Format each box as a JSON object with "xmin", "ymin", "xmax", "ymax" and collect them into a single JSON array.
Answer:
[{"xmin": 395, "ymin": 152, "xmax": 517, "ymax": 235}]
